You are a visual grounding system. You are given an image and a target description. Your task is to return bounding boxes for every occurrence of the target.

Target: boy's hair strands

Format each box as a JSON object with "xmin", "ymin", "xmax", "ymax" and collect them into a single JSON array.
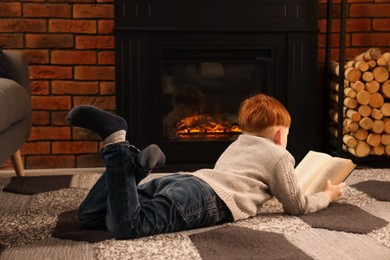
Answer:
[{"xmin": 238, "ymin": 93, "xmax": 291, "ymax": 134}]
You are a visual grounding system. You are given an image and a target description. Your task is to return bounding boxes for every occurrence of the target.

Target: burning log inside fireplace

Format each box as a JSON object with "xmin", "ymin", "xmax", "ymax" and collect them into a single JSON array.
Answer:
[
  {"xmin": 175, "ymin": 114, "xmax": 241, "ymax": 141},
  {"xmin": 162, "ymin": 83, "xmax": 242, "ymax": 141}
]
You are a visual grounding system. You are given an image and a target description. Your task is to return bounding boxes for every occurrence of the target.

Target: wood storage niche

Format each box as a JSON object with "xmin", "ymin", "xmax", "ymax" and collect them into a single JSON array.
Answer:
[{"xmin": 329, "ymin": 48, "xmax": 390, "ymax": 158}]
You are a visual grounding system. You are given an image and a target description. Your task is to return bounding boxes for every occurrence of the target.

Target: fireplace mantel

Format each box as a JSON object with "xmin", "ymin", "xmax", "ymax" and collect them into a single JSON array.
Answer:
[
  {"xmin": 115, "ymin": 0, "xmax": 317, "ymax": 32},
  {"xmin": 115, "ymin": 0, "xmax": 319, "ymax": 171}
]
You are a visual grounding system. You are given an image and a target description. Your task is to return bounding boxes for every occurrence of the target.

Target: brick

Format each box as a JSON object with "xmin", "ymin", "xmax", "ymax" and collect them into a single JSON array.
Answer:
[
  {"xmin": 317, "ymin": 18, "xmax": 371, "ymax": 34},
  {"xmin": 52, "ymin": 81, "xmax": 99, "ymax": 95},
  {"xmin": 317, "ymin": 48, "xmax": 326, "ymax": 64},
  {"xmin": 0, "ymin": 34, "xmax": 24, "ymax": 48},
  {"xmin": 51, "ymin": 111, "xmax": 69, "ymax": 126},
  {"xmin": 98, "ymin": 51, "xmax": 115, "ymax": 65},
  {"xmin": 352, "ymin": 33, "xmax": 390, "ymax": 46},
  {"xmin": 317, "ymin": 4, "xmax": 327, "ymax": 19},
  {"xmin": 73, "ymin": 96, "xmax": 116, "ymax": 110},
  {"xmin": 21, "ymin": 141, "xmax": 51, "ymax": 155},
  {"xmin": 98, "ymin": 20, "xmax": 114, "ymax": 34},
  {"xmin": 317, "ymin": 19, "xmax": 326, "ymax": 34},
  {"xmin": 72, "ymin": 127, "xmax": 100, "ymax": 140},
  {"xmin": 31, "ymin": 111, "xmax": 50, "ymax": 125},
  {"xmin": 350, "ymin": 4, "xmax": 390, "ymax": 17},
  {"xmin": 348, "ymin": 0, "xmax": 373, "ymax": 2},
  {"xmin": 318, "ymin": 34, "xmax": 326, "ymax": 48},
  {"xmin": 0, "ymin": 19, "xmax": 46, "ymax": 33},
  {"xmin": 73, "ymin": 4, "xmax": 114, "ymax": 19},
  {"xmin": 26, "ymin": 155, "xmax": 75, "ymax": 169},
  {"xmin": 328, "ymin": 49, "xmax": 341, "ymax": 62},
  {"xmin": 18, "ymin": 0, "xmax": 44, "ymax": 2},
  {"xmin": 26, "ymin": 34, "xmax": 74, "ymax": 48},
  {"xmin": 48, "ymin": 0, "xmax": 94, "ymax": 2},
  {"xmin": 97, "ymin": 0, "xmax": 114, "ymax": 3},
  {"xmin": 23, "ymin": 4, "xmax": 71, "ymax": 18},
  {"xmin": 30, "ymin": 81, "xmax": 50, "ymax": 95},
  {"xmin": 29, "ymin": 65, "xmax": 73, "ymax": 79},
  {"xmin": 51, "ymin": 50, "xmax": 97, "ymax": 65},
  {"xmin": 49, "ymin": 19, "xmax": 97, "ymax": 34},
  {"xmin": 100, "ymin": 81, "xmax": 115, "ymax": 95},
  {"xmin": 32, "ymin": 96, "xmax": 72, "ymax": 110},
  {"xmin": 24, "ymin": 50, "xmax": 49, "ymax": 64},
  {"xmin": 373, "ymin": 19, "xmax": 390, "ymax": 31},
  {"xmin": 74, "ymin": 66, "xmax": 115, "ymax": 80},
  {"xmin": 52, "ymin": 141, "xmax": 99, "ymax": 154},
  {"xmin": 318, "ymin": 0, "xmax": 328, "ymax": 3},
  {"xmin": 76, "ymin": 154, "xmax": 104, "ymax": 167},
  {"xmin": 29, "ymin": 126, "xmax": 71, "ymax": 141},
  {"xmin": 318, "ymin": 33, "xmax": 350, "ymax": 48},
  {"xmin": 0, "ymin": 3, "xmax": 21, "ymax": 17},
  {"xmin": 75, "ymin": 35, "xmax": 114, "ymax": 49},
  {"xmin": 346, "ymin": 19, "xmax": 371, "ymax": 32}
]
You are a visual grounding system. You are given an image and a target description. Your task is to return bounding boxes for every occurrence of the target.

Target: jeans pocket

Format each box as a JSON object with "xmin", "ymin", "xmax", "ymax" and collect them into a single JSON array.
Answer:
[{"xmin": 166, "ymin": 176, "xmax": 219, "ymax": 226}]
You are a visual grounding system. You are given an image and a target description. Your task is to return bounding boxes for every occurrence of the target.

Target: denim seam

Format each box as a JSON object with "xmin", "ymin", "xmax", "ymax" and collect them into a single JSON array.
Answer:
[{"xmin": 167, "ymin": 176, "xmax": 217, "ymax": 219}]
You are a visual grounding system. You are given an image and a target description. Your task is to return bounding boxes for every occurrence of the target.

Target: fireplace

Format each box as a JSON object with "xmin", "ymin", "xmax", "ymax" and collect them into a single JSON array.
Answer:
[
  {"xmin": 161, "ymin": 48, "xmax": 274, "ymax": 142},
  {"xmin": 115, "ymin": 0, "xmax": 319, "ymax": 172}
]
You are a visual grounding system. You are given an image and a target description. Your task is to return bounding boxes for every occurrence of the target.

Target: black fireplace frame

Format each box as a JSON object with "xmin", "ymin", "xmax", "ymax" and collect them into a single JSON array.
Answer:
[{"xmin": 115, "ymin": 0, "xmax": 319, "ymax": 171}]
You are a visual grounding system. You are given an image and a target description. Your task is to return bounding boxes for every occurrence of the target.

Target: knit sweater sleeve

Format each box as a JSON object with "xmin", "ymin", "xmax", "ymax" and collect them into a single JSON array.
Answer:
[{"xmin": 267, "ymin": 154, "xmax": 329, "ymax": 215}]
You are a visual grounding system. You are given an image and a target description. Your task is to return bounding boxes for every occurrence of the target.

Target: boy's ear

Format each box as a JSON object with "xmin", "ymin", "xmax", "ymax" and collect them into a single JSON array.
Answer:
[{"xmin": 274, "ymin": 128, "xmax": 282, "ymax": 145}]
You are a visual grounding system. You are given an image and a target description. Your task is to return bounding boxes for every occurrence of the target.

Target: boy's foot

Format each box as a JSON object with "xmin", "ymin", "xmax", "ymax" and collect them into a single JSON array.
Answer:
[
  {"xmin": 136, "ymin": 144, "xmax": 166, "ymax": 170},
  {"xmin": 66, "ymin": 105, "xmax": 127, "ymax": 141}
]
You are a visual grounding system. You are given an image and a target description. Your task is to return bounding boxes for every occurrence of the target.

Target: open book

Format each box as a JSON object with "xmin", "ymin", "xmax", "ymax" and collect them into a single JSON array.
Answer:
[{"xmin": 295, "ymin": 151, "xmax": 356, "ymax": 194}]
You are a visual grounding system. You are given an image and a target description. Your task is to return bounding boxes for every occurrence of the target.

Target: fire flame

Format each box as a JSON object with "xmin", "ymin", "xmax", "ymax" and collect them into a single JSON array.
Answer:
[{"xmin": 176, "ymin": 114, "xmax": 241, "ymax": 140}]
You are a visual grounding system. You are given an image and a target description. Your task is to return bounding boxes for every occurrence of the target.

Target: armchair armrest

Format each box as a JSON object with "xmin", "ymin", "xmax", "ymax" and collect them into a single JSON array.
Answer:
[{"xmin": 3, "ymin": 51, "xmax": 31, "ymax": 94}]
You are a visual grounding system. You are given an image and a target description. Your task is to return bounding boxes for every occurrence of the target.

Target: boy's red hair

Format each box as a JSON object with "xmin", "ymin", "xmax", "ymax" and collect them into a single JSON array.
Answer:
[{"xmin": 238, "ymin": 93, "xmax": 291, "ymax": 133}]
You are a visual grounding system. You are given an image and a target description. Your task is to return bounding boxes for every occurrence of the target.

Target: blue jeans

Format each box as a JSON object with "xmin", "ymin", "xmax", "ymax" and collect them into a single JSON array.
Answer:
[{"xmin": 78, "ymin": 141, "xmax": 231, "ymax": 239}]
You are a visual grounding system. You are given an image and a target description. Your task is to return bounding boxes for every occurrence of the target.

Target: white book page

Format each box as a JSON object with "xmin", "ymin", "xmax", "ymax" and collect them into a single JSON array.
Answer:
[
  {"xmin": 295, "ymin": 151, "xmax": 332, "ymax": 193},
  {"xmin": 304, "ymin": 157, "xmax": 354, "ymax": 194}
]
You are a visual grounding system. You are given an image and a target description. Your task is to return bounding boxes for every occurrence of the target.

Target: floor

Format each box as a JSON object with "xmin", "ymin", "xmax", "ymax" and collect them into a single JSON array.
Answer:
[{"xmin": 0, "ymin": 167, "xmax": 106, "ymax": 178}]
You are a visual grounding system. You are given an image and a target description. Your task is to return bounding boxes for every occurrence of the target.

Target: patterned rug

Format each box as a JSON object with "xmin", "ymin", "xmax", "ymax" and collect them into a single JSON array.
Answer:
[{"xmin": 0, "ymin": 168, "xmax": 389, "ymax": 260}]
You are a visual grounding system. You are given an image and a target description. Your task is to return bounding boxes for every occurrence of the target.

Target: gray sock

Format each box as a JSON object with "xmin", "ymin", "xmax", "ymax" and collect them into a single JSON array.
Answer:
[
  {"xmin": 136, "ymin": 144, "xmax": 166, "ymax": 170},
  {"xmin": 66, "ymin": 105, "xmax": 127, "ymax": 140}
]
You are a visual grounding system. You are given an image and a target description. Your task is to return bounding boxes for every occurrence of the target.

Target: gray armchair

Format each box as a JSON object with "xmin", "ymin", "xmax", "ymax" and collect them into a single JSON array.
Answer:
[{"xmin": 0, "ymin": 50, "xmax": 32, "ymax": 176}]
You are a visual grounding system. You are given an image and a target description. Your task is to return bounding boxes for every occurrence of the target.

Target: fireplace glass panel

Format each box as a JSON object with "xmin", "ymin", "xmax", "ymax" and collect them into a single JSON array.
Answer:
[{"xmin": 161, "ymin": 49, "xmax": 271, "ymax": 142}]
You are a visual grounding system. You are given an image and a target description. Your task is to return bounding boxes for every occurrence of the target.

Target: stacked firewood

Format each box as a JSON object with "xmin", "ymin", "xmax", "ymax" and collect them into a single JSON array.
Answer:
[{"xmin": 329, "ymin": 48, "xmax": 390, "ymax": 157}]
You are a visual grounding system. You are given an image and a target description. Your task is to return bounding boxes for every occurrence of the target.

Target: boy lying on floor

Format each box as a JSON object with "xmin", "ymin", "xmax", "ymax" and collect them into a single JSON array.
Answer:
[{"xmin": 67, "ymin": 93, "xmax": 345, "ymax": 239}]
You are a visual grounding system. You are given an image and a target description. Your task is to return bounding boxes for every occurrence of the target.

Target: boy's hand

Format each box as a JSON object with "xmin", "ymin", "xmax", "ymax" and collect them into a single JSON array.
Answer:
[{"xmin": 323, "ymin": 180, "xmax": 346, "ymax": 203}]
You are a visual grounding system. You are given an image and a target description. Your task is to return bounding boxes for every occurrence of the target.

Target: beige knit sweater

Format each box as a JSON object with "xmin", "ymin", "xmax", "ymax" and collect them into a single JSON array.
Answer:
[{"xmin": 188, "ymin": 134, "xmax": 329, "ymax": 221}]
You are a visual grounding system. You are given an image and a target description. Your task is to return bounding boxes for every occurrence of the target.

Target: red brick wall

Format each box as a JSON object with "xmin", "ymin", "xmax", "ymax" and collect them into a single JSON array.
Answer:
[
  {"xmin": 318, "ymin": 0, "xmax": 390, "ymax": 63},
  {"xmin": 316, "ymin": 0, "xmax": 390, "ymax": 149},
  {"xmin": 1, "ymin": 0, "xmax": 389, "ymax": 170},
  {"xmin": 1, "ymin": 0, "xmax": 114, "ymax": 169}
]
